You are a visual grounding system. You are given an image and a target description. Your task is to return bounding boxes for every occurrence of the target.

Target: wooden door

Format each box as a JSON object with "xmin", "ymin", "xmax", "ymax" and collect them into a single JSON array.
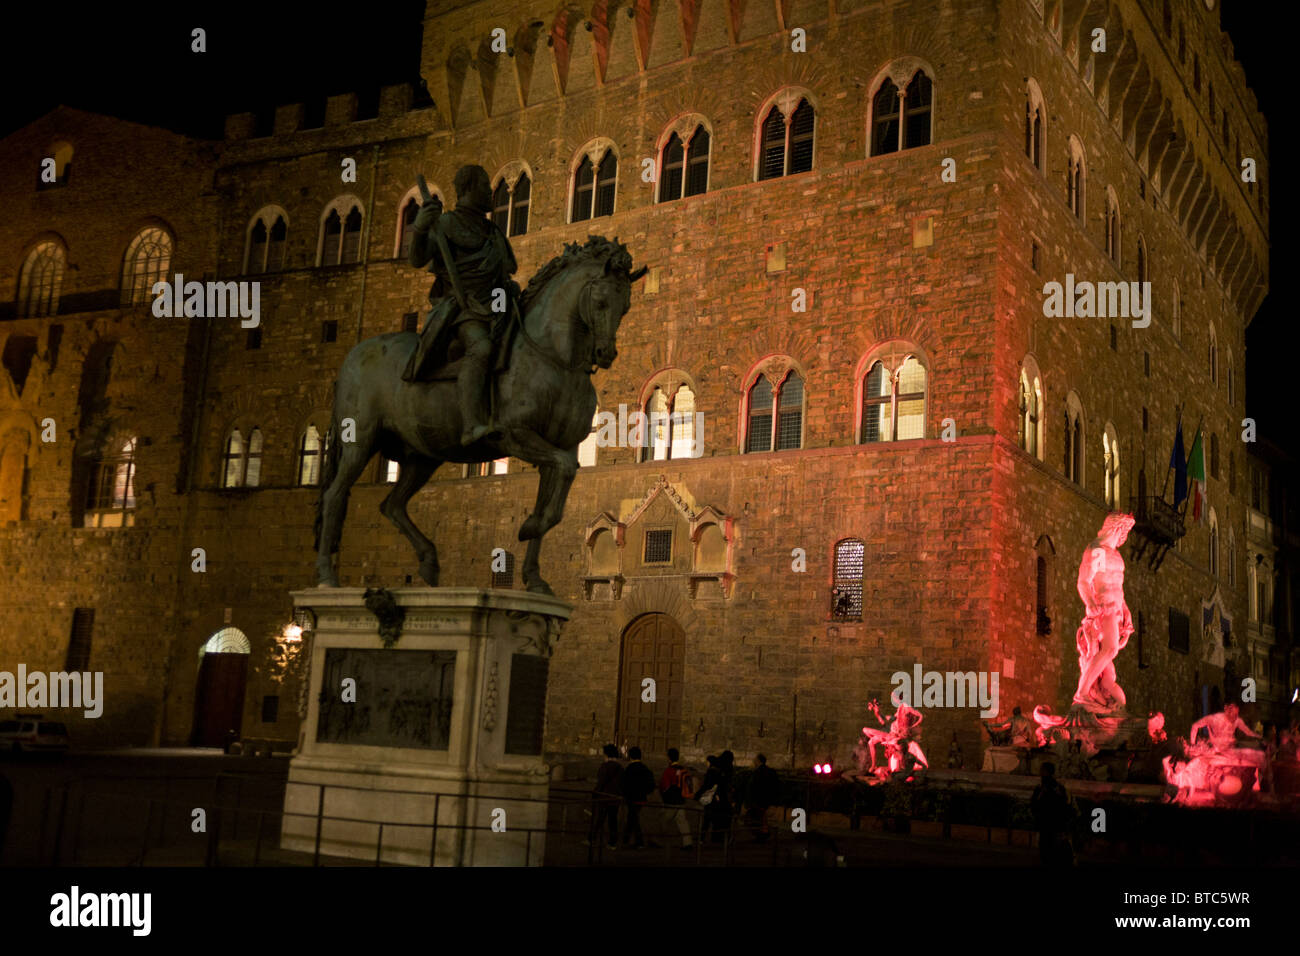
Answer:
[
  {"xmin": 616, "ymin": 614, "xmax": 685, "ymax": 756},
  {"xmin": 192, "ymin": 653, "xmax": 248, "ymax": 748}
]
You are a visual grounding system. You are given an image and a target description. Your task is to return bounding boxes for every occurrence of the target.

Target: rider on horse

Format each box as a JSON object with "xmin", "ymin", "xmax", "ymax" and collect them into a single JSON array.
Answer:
[{"xmin": 402, "ymin": 163, "xmax": 521, "ymax": 446}]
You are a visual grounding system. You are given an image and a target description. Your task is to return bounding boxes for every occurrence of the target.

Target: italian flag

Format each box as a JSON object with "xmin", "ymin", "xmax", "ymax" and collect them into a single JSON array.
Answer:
[{"xmin": 1187, "ymin": 430, "xmax": 1207, "ymax": 524}]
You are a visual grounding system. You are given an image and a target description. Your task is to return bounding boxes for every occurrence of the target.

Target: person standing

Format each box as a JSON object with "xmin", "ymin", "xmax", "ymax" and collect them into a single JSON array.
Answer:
[
  {"xmin": 589, "ymin": 743, "xmax": 623, "ymax": 850},
  {"xmin": 620, "ymin": 746, "xmax": 657, "ymax": 848},
  {"xmin": 746, "ymin": 753, "xmax": 780, "ymax": 842},
  {"xmin": 659, "ymin": 748, "xmax": 694, "ymax": 848},
  {"xmin": 1030, "ymin": 761, "xmax": 1076, "ymax": 866}
]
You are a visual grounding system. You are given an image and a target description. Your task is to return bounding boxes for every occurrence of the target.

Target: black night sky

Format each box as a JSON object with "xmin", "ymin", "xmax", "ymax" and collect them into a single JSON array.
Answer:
[{"xmin": 0, "ymin": 1, "xmax": 1289, "ymax": 458}]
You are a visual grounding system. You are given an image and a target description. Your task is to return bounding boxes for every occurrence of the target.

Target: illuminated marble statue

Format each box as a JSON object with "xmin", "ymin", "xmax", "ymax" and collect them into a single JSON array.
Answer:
[
  {"xmin": 1071, "ymin": 512, "xmax": 1136, "ymax": 712},
  {"xmin": 1033, "ymin": 513, "xmax": 1136, "ymax": 749},
  {"xmin": 863, "ymin": 693, "xmax": 929, "ymax": 773}
]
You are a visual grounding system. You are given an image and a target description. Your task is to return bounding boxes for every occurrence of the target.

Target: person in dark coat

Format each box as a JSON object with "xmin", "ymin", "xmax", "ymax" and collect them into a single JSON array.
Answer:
[
  {"xmin": 1030, "ymin": 761, "xmax": 1076, "ymax": 866},
  {"xmin": 589, "ymin": 743, "xmax": 623, "ymax": 849},
  {"xmin": 699, "ymin": 750, "xmax": 736, "ymax": 845},
  {"xmin": 620, "ymin": 746, "xmax": 657, "ymax": 848},
  {"xmin": 745, "ymin": 753, "xmax": 781, "ymax": 842}
]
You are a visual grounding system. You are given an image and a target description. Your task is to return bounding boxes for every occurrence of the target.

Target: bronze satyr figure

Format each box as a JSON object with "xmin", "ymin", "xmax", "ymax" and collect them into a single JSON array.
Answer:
[{"xmin": 313, "ymin": 165, "xmax": 646, "ymax": 595}]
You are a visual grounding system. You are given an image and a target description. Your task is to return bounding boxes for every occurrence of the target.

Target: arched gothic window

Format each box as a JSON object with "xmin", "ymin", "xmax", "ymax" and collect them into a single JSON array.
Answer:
[
  {"xmin": 572, "ymin": 147, "xmax": 617, "ymax": 222},
  {"xmin": 319, "ymin": 199, "xmax": 363, "ymax": 266},
  {"xmin": 297, "ymin": 425, "xmax": 327, "ymax": 486},
  {"xmin": 245, "ymin": 208, "xmax": 288, "ymax": 274},
  {"xmin": 758, "ymin": 96, "xmax": 815, "ymax": 180},
  {"xmin": 492, "ymin": 171, "xmax": 532, "ymax": 236},
  {"xmin": 84, "ymin": 437, "xmax": 137, "ymax": 528},
  {"xmin": 1103, "ymin": 423, "xmax": 1120, "ymax": 508},
  {"xmin": 658, "ymin": 124, "xmax": 711, "ymax": 201},
  {"xmin": 640, "ymin": 383, "xmax": 701, "ymax": 461},
  {"xmin": 1019, "ymin": 360, "xmax": 1043, "ymax": 459},
  {"xmin": 18, "ymin": 241, "xmax": 65, "ymax": 317},
  {"xmin": 120, "ymin": 227, "xmax": 173, "ymax": 306},
  {"xmin": 859, "ymin": 352, "xmax": 927, "ymax": 443},
  {"xmin": 871, "ymin": 70, "xmax": 933, "ymax": 156},
  {"xmin": 745, "ymin": 370, "xmax": 804, "ymax": 453}
]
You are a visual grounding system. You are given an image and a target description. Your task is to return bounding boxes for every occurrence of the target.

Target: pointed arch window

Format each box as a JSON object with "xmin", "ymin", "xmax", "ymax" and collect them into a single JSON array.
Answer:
[
  {"xmin": 84, "ymin": 437, "xmax": 137, "ymax": 528},
  {"xmin": 222, "ymin": 427, "xmax": 263, "ymax": 488},
  {"xmin": 1208, "ymin": 510, "xmax": 1219, "ymax": 577},
  {"xmin": 297, "ymin": 425, "xmax": 327, "ymax": 487},
  {"xmin": 758, "ymin": 97, "xmax": 815, "ymax": 180},
  {"xmin": 572, "ymin": 148, "xmax": 617, "ymax": 222},
  {"xmin": 18, "ymin": 241, "xmax": 65, "ymax": 317},
  {"xmin": 1067, "ymin": 139, "xmax": 1086, "ymax": 218},
  {"xmin": 1064, "ymin": 393, "xmax": 1085, "ymax": 486},
  {"xmin": 871, "ymin": 70, "xmax": 934, "ymax": 157},
  {"xmin": 120, "ymin": 227, "xmax": 173, "ymax": 306},
  {"xmin": 492, "ymin": 172, "xmax": 531, "ymax": 236},
  {"xmin": 1103, "ymin": 423, "xmax": 1120, "ymax": 508},
  {"xmin": 859, "ymin": 353, "xmax": 927, "ymax": 443},
  {"xmin": 1105, "ymin": 194, "xmax": 1121, "ymax": 265},
  {"xmin": 399, "ymin": 196, "xmax": 420, "ymax": 258},
  {"xmin": 832, "ymin": 538, "xmax": 865, "ymax": 620},
  {"xmin": 640, "ymin": 383, "xmax": 702, "ymax": 461},
  {"xmin": 246, "ymin": 211, "xmax": 287, "ymax": 275},
  {"xmin": 319, "ymin": 201, "xmax": 363, "ymax": 266},
  {"xmin": 745, "ymin": 370, "xmax": 804, "ymax": 453},
  {"xmin": 1018, "ymin": 365, "xmax": 1043, "ymax": 459},
  {"xmin": 1024, "ymin": 81, "xmax": 1045, "ymax": 171},
  {"xmin": 658, "ymin": 125, "xmax": 711, "ymax": 202}
]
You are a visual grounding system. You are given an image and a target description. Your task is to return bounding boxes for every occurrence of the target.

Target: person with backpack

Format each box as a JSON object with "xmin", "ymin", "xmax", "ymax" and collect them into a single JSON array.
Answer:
[
  {"xmin": 588, "ymin": 743, "xmax": 623, "ymax": 850},
  {"xmin": 620, "ymin": 745, "xmax": 657, "ymax": 848},
  {"xmin": 659, "ymin": 747, "xmax": 695, "ymax": 848}
]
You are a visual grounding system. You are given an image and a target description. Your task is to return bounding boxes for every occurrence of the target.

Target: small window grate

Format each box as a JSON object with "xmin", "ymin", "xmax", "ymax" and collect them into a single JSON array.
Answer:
[{"xmin": 644, "ymin": 529, "xmax": 673, "ymax": 563}]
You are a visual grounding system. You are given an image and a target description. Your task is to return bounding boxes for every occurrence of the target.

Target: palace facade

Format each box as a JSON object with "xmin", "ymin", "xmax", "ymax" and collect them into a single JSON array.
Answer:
[{"xmin": 0, "ymin": 0, "xmax": 1278, "ymax": 765}]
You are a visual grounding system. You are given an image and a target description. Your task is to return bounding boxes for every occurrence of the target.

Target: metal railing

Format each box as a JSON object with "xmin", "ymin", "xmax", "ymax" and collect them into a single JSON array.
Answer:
[{"xmin": 36, "ymin": 778, "xmax": 800, "ymax": 867}]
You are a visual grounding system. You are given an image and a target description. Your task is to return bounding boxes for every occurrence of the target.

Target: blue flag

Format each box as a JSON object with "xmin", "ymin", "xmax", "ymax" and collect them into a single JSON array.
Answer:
[{"xmin": 1170, "ymin": 420, "xmax": 1187, "ymax": 507}]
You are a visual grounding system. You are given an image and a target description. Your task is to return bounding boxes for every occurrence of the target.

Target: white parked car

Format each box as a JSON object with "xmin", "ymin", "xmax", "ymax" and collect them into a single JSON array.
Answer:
[{"xmin": 0, "ymin": 714, "xmax": 70, "ymax": 754}]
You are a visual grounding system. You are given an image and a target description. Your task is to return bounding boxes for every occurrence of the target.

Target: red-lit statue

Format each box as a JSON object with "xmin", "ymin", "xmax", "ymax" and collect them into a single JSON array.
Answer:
[
  {"xmin": 1071, "ymin": 512, "xmax": 1136, "ymax": 712},
  {"xmin": 863, "ymin": 693, "xmax": 929, "ymax": 774},
  {"xmin": 1033, "ymin": 513, "xmax": 1136, "ymax": 749}
]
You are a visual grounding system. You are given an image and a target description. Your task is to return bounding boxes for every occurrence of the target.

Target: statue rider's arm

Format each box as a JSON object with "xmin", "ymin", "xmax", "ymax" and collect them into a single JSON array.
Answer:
[
  {"xmin": 1235, "ymin": 718, "xmax": 1260, "ymax": 738},
  {"xmin": 409, "ymin": 196, "xmax": 444, "ymax": 269},
  {"xmin": 1189, "ymin": 716, "xmax": 1209, "ymax": 738}
]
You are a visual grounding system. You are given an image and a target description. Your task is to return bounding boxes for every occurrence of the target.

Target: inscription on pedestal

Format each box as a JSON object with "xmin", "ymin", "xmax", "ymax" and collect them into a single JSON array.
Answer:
[
  {"xmin": 504, "ymin": 654, "xmax": 549, "ymax": 756},
  {"xmin": 317, "ymin": 649, "xmax": 456, "ymax": 749}
]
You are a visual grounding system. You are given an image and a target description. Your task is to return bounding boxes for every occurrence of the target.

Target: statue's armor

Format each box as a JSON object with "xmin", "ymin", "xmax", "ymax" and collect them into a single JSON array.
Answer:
[{"xmin": 402, "ymin": 192, "xmax": 520, "ymax": 445}]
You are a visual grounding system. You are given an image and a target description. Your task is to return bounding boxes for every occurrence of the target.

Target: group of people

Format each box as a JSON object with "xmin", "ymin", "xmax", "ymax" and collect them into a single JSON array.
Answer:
[{"xmin": 588, "ymin": 745, "xmax": 782, "ymax": 851}]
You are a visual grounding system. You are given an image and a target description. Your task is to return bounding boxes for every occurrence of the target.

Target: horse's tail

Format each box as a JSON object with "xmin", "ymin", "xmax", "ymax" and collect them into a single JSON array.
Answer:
[{"xmin": 313, "ymin": 389, "xmax": 342, "ymax": 553}]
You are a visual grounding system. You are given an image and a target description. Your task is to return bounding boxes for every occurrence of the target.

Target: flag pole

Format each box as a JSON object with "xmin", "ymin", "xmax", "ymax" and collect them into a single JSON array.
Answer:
[
  {"xmin": 1176, "ymin": 414, "xmax": 1205, "ymax": 520},
  {"xmin": 1158, "ymin": 403, "xmax": 1181, "ymax": 500}
]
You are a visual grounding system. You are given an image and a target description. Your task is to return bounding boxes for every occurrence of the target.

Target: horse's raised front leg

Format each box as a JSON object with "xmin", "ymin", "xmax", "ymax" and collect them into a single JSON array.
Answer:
[
  {"xmin": 315, "ymin": 442, "xmax": 375, "ymax": 587},
  {"xmin": 379, "ymin": 456, "xmax": 441, "ymax": 586},
  {"xmin": 499, "ymin": 429, "xmax": 578, "ymax": 595}
]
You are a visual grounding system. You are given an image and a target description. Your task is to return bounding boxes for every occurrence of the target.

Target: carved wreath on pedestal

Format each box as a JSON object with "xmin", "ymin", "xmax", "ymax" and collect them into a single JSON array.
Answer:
[{"xmin": 363, "ymin": 587, "xmax": 406, "ymax": 648}]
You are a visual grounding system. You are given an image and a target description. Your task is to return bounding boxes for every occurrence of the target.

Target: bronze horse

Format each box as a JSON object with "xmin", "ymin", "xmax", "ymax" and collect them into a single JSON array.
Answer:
[{"xmin": 314, "ymin": 236, "xmax": 646, "ymax": 595}]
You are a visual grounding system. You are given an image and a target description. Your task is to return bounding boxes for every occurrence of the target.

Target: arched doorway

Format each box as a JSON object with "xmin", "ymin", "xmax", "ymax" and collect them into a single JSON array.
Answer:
[
  {"xmin": 615, "ymin": 613, "xmax": 685, "ymax": 756},
  {"xmin": 191, "ymin": 627, "xmax": 251, "ymax": 748}
]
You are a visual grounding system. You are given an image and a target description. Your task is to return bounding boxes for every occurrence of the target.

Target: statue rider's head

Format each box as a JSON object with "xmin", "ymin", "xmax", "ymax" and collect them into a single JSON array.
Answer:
[{"xmin": 454, "ymin": 165, "xmax": 493, "ymax": 213}]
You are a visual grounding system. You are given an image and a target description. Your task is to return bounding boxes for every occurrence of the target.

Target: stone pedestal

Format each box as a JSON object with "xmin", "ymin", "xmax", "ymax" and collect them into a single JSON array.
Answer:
[{"xmin": 280, "ymin": 588, "xmax": 570, "ymax": 866}]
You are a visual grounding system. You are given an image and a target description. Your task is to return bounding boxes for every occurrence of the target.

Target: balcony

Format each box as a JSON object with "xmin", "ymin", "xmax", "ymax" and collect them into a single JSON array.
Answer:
[{"xmin": 1127, "ymin": 495, "xmax": 1186, "ymax": 570}]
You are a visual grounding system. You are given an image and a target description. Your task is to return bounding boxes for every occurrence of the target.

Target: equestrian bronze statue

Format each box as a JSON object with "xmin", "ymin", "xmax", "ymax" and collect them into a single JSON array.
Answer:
[{"xmin": 313, "ymin": 164, "xmax": 646, "ymax": 595}]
